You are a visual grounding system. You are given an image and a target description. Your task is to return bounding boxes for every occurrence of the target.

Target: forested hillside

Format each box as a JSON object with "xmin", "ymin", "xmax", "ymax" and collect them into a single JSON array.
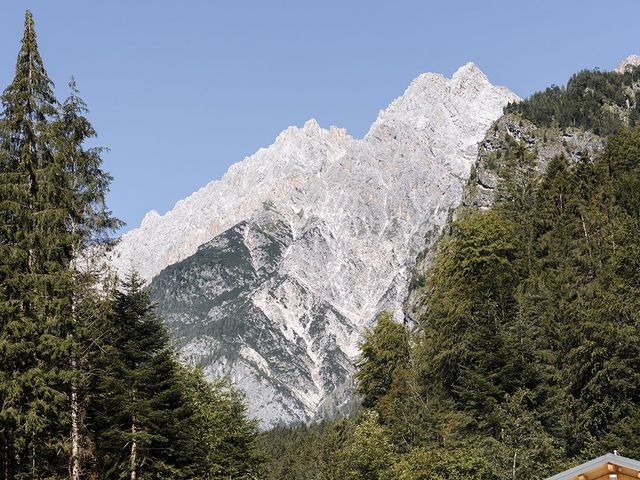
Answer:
[{"xmin": 260, "ymin": 65, "xmax": 640, "ymax": 480}]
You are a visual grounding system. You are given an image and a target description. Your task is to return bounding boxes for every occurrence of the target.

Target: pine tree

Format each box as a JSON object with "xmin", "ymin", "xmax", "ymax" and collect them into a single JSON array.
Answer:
[
  {"xmin": 55, "ymin": 77, "xmax": 121, "ymax": 480},
  {"xmin": 0, "ymin": 12, "xmax": 119, "ymax": 477},
  {"xmin": 88, "ymin": 273, "xmax": 265, "ymax": 479},
  {"xmin": 0, "ymin": 10, "xmax": 72, "ymax": 477},
  {"xmin": 416, "ymin": 210, "xmax": 527, "ymax": 428},
  {"xmin": 335, "ymin": 411, "xmax": 396, "ymax": 480},
  {"xmin": 355, "ymin": 311, "xmax": 410, "ymax": 409},
  {"xmin": 387, "ymin": 445, "xmax": 494, "ymax": 480},
  {"xmin": 489, "ymin": 389, "xmax": 562, "ymax": 480},
  {"xmin": 181, "ymin": 371, "xmax": 262, "ymax": 479},
  {"xmin": 560, "ymin": 127, "xmax": 640, "ymax": 458},
  {"xmin": 89, "ymin": 273, "xmax": 184, "ymax": 479}
]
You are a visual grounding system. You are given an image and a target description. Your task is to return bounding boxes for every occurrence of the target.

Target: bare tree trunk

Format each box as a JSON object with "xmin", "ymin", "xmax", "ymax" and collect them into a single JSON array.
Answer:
[
  {"xmin": 70, "ymin": 355, "xmax": 81, "ymax": 480},
  {"xmin": 130, "ymin": 418, "xmax": 137, "ymax": 480},
  {"xmin": 31, "ymin": 440, "xmax": 35, "ymax": 480},
  {"xmin": 4, "ymin": 442, "xmax": 9, "ymax": 480},
  {"xmin": 69, "ymin": 204, "xmax": 82, "ymax": 480}
]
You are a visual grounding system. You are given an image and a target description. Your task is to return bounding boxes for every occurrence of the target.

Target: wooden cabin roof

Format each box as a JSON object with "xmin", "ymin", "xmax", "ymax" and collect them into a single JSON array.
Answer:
[{"xmin": 546, "ymin": 453, "xmax": 640, "ymax": 480}]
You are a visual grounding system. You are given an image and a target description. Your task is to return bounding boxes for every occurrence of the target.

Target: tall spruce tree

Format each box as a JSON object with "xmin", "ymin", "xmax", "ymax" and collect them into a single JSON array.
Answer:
[
  {"xmin": 416, "ymin": 210, "xmax": 529, "ymax": 431},
  {"xmin": 0, "ymin": 10, "xmax": 72, "ymax": 478},
  {"xmin": 89, "ymin": 273, "xmax": 264, "ymax": 479},
  {"xmin": 89, "ymin": 273, "xmax": 199, "ymax": 480},
  {"xmin": 0, "ymin": 11, "xmax": 119, "ymax": 478},
  {"xmin": 55, "ymin": 77, "xmax": 121, "ymax": 480},
  {"xmin": 355, "ymin": 311, "xmax": 410, "ymax": 410}
]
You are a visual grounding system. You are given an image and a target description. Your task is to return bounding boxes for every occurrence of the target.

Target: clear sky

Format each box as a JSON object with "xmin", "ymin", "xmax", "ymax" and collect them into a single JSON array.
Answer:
[{"xmin": 1, "ymin": 1, "xmax": 638, "ymax": 233}]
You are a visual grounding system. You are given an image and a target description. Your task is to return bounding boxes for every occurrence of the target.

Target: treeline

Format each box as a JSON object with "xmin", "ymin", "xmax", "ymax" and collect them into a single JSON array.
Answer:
[
  {"xmin": 261, "ymin": 95, "xmax": 640, "ymax": 479},
  {"xmin": 505, "ymin": 65, "xmax": 640, "ymax": 135},
  {"xmin": 0, "ymin": 12, "xmax": 261, "ymax": 479}
]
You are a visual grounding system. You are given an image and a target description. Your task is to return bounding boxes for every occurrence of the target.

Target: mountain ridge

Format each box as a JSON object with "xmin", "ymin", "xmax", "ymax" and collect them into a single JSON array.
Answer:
[{"xmin": 113, "ymin": 63, "xmax": 519, "ymax": 427}]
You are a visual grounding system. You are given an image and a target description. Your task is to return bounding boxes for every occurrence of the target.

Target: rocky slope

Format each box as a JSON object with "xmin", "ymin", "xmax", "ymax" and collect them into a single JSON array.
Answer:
[
  {"xmin": 616, "ymin": 54, "xmax": 640, "ymax": 73},
  {"xmin": 404, "ymin": 114, "xmax": 606, "ymax": 321},
  {"xmin": 406, "ymin": 58, "xmax": 640, "ymax": 322},
  {"xmin": 113, "ymin": 63, "xmax": 518, "ymax": 427}
]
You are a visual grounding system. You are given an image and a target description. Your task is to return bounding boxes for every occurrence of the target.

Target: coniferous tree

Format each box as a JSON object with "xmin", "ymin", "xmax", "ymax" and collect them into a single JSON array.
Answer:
[
  {"xmin": 55, "ymin": 77, "xmax": 121, "ymax": 480},
  {"xmin": 0, "ymin": 11, "xmax": 74, "ymax": 477},
  {"xmin": 89, "ymin": 274, "xmax": 263, "ymax": 479},
  {"xmin": 416, "ymin": 211, "xmax": 527, "ymax": 427},
  {"xmin": 334, "ymin": 411, "xmax": 396, "ymax": 480},
  {"xmin": 0, "ymin": 12, "xmax": 120, "ymax": 477},
  {"xmin": 489, "ymin": 389, "xmax": 562, "ymax": 480},
  {"xmin": 181, "ymin": 372, "xmax": 262, "ymax": 480},
  {"xmin": 89, "ymin": 273, "xmax": 190, "ymax": 479},
  {"xmin": 355, "ymin": 311, "xmax": 410, "ymax": 410}
]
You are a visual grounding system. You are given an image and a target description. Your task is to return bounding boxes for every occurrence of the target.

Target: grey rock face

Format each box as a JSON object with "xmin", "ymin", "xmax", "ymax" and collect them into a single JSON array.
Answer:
[
  {"xmin": 616, "ymin": 54, "xmax": 640, "ymax": 73},
  {"xmin": 404, "ymin": 114, "xmax": 607, "ymax": 321},
  {"xmin": 115, "ymin": 63, "xmax": 518, "ymax": 427},
  {"xmin": 462, "ymin": 114, "xmax": 605, "ymax": 212}
]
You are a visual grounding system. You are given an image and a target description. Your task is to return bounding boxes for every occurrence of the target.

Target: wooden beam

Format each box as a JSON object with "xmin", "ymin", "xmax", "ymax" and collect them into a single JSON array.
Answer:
[
  {"xmin": 578, "ymin": 475, "xmax": 587, "ymax": 480},
  {"xmin": 609, "ymin": 463, "xmax": 619, "ymax": 473},
  {"xmin": 613, "ymin": 473, "xmax": 640, "ymax": 480}
]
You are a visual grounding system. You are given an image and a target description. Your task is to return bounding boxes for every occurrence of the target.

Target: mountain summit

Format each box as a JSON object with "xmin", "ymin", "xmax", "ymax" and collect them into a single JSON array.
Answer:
[
  {"xmin": 111, "ymin": 64, "xmax": 518, "ymax": 427},
  {"xmin": 616, "ymin": 54, "xmax": 640, "ymax": 72}
]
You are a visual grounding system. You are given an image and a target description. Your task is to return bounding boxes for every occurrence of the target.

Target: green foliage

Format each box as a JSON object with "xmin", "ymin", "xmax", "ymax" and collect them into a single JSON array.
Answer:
[
  {"xmin": 355, "ymin": 311, "xmax": 410, "ymax": 409},
  {"xmin": 417, "ymin": 209, "xmax": 530, "ymax": 427},
  {"xmin": 334, "ymin": 411, "xmax": 396, "ymax": 480},
  {"xmin": 0, "ymin": 10, "xmax": 118, "ymax": 478},
  {"xmin": 89, "ymin": 274, "xmax": 263, "ymax": 480},
  {"xmin": 0, "ymin": 12, "xmax": 262, "ymax": 479},
  {"xmin": 505, "ymin": 66, "xmax": 640, "ymax": 135},
  {"xmin": 489, "ymin": 389, "xmax": 562, "ymax": 479},
  {"xmin": 182, "ymin": 372, "xmax": 262, "ymax": 480},
  {"xmin": 260, "ymin": 419, "xmax": 354, "ymax": 480},
  {"xmin": 89, "ymin": 273, "xmax": 192, "ymax": 479},
  {"xmin": 386, "ymin": 446, "xmax": 494, "ymax": 480}
]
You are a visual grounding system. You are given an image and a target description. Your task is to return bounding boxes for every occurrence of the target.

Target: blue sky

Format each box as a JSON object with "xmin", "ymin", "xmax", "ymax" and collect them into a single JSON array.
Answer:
[{"xmin": 1, "ymin": 1, "xmax": 638, "ymax": 232}]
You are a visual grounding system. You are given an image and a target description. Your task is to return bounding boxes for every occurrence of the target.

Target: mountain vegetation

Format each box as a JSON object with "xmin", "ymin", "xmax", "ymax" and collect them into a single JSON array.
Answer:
[
  {"xmin": 0, "ymin": 11, "xmax": 261, "ymax": 479},
  {"xmin": 505, "ymin": 66, "xmax": 640, "ymax": 134},
  {"xmin": 260, "ymin": 65, "xmax": 640, "ymax": 479}
]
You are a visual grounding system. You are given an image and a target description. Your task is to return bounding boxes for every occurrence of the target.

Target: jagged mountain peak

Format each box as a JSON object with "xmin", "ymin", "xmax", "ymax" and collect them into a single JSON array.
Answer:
[
  {"xmin": 616, "ymin": 54, "xmax": 640, "ymax": 73},
  {"xmin": 274, "ymin": 118, "xmax": 353, "ymax": 147},
  {"xmin": 113, "ymin": 63, "xmax": 517, "ymax": 427},
  {"xmin": 368, "ymin": 62, "xmax": 518, "ymax": 138},
  {"xmin": 452, "ymin": 61, "xmax": 487, "ymax": 81},
  {"xmin": 140, "ymin": 209, "xmax": 161, "ymax": 226},
  {"xmin": 113, "ymin": 63, "xmax": 513, "ymax": 284}
]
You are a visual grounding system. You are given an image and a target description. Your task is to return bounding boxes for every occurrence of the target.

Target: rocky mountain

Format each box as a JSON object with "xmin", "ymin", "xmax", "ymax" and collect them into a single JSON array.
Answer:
[
  {"xmin": 111, "ymin": 63, "xmax": 518, "ymax": 427},
  {"xmin": 616, "ymin": 54, "xmax": 640, "ymax": 73},
  {"xmin": 406, "ymin": 57, "xmax": 640, "ymax": 322},
  {"xmin": 404, "ymin": 113, "xmax": 606, "ymax": 321}
]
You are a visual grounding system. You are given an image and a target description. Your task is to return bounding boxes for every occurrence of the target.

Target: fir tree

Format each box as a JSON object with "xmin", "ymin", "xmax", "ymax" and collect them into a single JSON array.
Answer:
[
  {"xmin": 0, "ymin": 10, "xmax": 72, "ymax": 477},
  {"xmin": 181, "ymin": 372, "xmax": 262, "ymax": 479},
  {"xmin": 89, "ymin": 274, "xmax": 263, "ymax": 479},
  {"xmin": 55, "ymin": 77, "xmax": 121, "ymax": 480},
  {"xmin": 416, "ymin": 210, "xmax": 527, "ymax": 427},
  {"xmin": 89, "ymin": 273, "xmax": 188, "ymax": 479},
  {"xmin": 335, "ymin": 411, "xmax": 396, "ymax": 480},
  {"xmin": 0, "ymin": 12, "xmax": 120, "ymax": 477},
  {"xmin": 355, "ymin": 311, "xmax": 410, "ymax": 409}
]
